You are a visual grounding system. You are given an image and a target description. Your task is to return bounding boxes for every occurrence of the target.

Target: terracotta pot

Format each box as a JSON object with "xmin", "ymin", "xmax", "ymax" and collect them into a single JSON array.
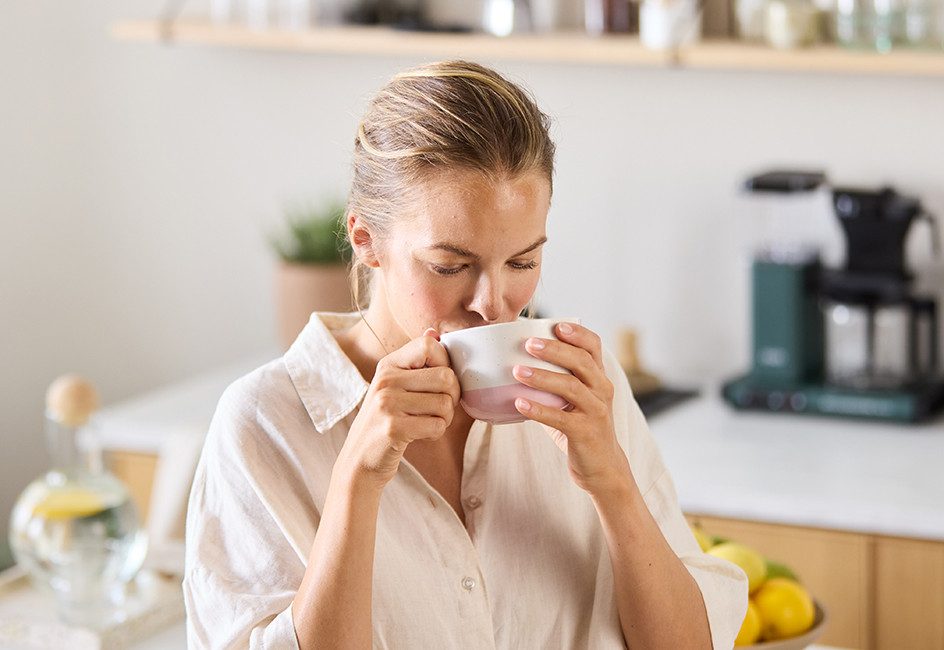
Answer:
[{"xmin": 275, "ymin": 262, "xmax": 353, "ymax": 349}]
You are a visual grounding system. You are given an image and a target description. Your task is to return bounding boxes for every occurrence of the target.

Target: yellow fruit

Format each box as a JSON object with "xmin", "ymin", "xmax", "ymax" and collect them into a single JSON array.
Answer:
[
  {"xmin": 32, "ymin": 488, "xmax": 107, "ymax": 521},
  {"xmin": 707, "ymin": 542, "xmax": 768, "ymax": 594},
  {"xmin": 691, "ymin": 525, "xmax": 714, "ymax": 552},
  {"xmin": 754, "ymin": 577, "xmax": 815, "ymax": 641},
  {"xmin": 734, "ymin": 600, "xmax": 762, "ymax": 646}
]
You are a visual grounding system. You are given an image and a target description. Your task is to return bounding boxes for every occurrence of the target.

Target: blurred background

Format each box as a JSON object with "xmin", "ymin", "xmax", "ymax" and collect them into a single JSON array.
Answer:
[{"xmin": 1, "ymin": 1, "xmax": 943, "ymax": 647}]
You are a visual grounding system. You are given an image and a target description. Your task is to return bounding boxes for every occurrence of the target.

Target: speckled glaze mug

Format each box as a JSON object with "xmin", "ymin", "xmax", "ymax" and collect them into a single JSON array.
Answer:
[{"xmin": 439, "ymin": 317, "xmax": 580, "ymax": 425}]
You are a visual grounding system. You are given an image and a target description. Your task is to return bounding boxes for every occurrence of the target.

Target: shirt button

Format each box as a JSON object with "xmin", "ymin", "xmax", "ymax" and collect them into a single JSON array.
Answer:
[
  {"xmin": 466, "ymin": 495, "xmax": 482, "ymax": 509},
  {"xmin": 461, "ymin": 576, "xmax": 476, "ymax": 591}
]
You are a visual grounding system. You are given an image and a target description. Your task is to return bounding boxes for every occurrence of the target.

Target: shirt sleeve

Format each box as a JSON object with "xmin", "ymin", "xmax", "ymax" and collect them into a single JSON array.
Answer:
[
  {"xmin": 604, "ymin": 348, "xmax": 749, "ymax": 650},
  {"xmin": 183, "ymin": 381, "xmax": 304, "ymax": 650}
]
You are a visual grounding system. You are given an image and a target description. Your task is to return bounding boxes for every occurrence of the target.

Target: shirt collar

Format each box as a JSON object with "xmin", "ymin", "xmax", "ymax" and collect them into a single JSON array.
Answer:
[{"xmin": 283, "ymin": 311, "xmax": 369, "ymax": 435}]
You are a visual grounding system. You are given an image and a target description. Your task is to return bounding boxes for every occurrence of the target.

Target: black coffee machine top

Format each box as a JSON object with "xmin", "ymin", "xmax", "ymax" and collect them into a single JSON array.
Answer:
[{"xmin": 824, "ymin": 186, "xmax": 940, "ymax": 305}]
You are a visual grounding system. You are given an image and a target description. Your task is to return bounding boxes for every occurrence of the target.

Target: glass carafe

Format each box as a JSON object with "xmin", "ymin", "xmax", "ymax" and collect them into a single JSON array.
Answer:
[{"xmin": 8, "ymin": 375, "xmax": 147, "ymax": 629}]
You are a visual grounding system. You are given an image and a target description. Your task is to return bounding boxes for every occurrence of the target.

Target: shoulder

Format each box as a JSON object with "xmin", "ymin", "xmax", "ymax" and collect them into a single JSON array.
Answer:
[
  {"xmin": 204, "ymin": 356, "xmax": 305, "ymax": 465},
  {"xmin": 217, "ymin": 356, "xmax": 294, "ymax": 415}
]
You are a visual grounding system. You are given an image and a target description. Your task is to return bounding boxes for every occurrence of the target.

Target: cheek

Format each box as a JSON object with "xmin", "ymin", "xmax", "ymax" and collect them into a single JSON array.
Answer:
[{"xmin": 399, "ymin": 269, "xmax": 458, "ymax": 311}]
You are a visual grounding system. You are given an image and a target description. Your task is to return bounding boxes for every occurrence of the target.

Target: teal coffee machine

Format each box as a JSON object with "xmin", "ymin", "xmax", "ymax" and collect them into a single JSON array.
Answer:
[{"xmin": 723, "ymin": 170, "xmax": 944, "ymax": 422}]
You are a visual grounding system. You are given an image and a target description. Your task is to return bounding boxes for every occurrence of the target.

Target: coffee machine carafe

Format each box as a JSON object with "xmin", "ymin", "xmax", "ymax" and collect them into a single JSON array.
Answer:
[
  {"xmin": 724, "ymin": 170, "xmax": 944, "ymax": 422},
  {"xmin": 822, "ymin": 187, "xmax": 940, "ymax": 391}
]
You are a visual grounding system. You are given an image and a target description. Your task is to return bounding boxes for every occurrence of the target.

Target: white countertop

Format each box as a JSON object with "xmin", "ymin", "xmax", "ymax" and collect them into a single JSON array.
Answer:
[
  {"xmin": 93, "ymin": 352, "xmax": 278, "ymax": 454},
  {"xmin": 94, "ymin": 355, "xmax": 944, "ymax": 542},
  {"xmin": 648, "ymin": 391, "xmax": 944, "ymax": 541}
]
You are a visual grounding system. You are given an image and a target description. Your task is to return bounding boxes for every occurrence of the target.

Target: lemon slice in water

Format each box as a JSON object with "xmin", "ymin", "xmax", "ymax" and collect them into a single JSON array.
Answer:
[{"xmin": 32, "ymin": 488, "xmax": 108, "ymax": 520}]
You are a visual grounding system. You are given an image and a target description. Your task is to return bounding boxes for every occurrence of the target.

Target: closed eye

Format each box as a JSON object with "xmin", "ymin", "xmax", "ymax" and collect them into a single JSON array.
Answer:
[
  {"xmin": 431, "ymin": 260, "xmax": 538, "ymax": 276},
  {"xmin": 431, "ymin": 264, "xmax": 466, "ymax": 276}
]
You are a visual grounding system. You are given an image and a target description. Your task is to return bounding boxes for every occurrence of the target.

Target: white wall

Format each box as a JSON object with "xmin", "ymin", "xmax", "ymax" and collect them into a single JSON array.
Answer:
[{"xmin": 2, "ymin": 1, "xmax": 943, "ymax": 530}]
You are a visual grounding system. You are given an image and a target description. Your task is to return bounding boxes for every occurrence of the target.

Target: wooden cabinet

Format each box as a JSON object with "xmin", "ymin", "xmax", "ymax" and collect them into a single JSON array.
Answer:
[
  {"xmin": 874, "ymin": 537, "xmax": 944, "ymax": 650},
  {"xmin": 686, "ymin": 514, "xmax": 944, "ymax": 650},
  {"xmin": 105, "ymin": 450, "xmax": 159, "ymax": 523}
]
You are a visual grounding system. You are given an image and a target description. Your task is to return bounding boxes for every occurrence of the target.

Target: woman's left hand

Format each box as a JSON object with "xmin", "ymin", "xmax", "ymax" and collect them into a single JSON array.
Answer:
[{"xmin": 512, "ymin": 322, "xmax": 634, "ymax": 497}]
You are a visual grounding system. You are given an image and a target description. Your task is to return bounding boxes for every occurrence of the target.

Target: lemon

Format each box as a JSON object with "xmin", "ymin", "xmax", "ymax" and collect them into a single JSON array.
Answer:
[
  {"xmin": 691, "ymin": 525, "xmax": 714, "ymax": 552},
  {"xmin": 734, "ymin": 599, "xmax": 762, "ymax": 646},
  {"xmin": 32, "ymin": 488, "xmax": 107, "ymax": 521},
  {"xmin": 754, "ymin": 577, "xmax": 815, "ymax": 641},
  {"xmin": 707, "ymin": 542, "xmax": 768, "ymax": 594}
]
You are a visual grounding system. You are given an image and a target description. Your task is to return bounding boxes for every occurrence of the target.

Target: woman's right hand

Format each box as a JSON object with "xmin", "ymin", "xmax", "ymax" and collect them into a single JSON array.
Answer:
[{"xmin": 335, "ymin": 328, "xmax": 460, "ymax": 491}]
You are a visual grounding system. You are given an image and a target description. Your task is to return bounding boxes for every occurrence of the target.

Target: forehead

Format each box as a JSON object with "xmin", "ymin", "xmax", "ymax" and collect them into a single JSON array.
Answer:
[{"xmin": 401, "ymin": 169, "xmax": 550, "ymax": 246}]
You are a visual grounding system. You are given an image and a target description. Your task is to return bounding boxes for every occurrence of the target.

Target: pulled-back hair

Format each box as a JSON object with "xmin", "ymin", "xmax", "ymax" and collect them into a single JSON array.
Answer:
[{"xmin": 347, "ymin": 60, "xmax": 556, "ymax": 308}]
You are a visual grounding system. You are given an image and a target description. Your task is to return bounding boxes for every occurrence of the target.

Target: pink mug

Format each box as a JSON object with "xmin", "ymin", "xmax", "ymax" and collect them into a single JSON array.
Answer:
[{"xmin": 439, "ymin": 317, "xmax": 580, "ymax": 425}]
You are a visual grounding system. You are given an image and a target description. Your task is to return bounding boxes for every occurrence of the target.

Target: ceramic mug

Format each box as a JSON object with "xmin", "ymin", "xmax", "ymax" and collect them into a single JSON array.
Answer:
[{"xmin": 439, "ymin": 317, "xmax": 580, "ymax": 425}]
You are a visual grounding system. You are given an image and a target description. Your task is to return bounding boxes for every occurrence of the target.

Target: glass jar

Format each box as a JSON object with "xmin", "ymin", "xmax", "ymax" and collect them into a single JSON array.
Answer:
[
  {"xmin": 8, "ymin": 376, "xmax": 147, "ymax": 629},
  {"xmin": 834, "ymin": 0, "xmax": 905, "ymax": 51},
  {"xmin": 901, "ymin": 0, "xmax": 940, "ymax": 46}
]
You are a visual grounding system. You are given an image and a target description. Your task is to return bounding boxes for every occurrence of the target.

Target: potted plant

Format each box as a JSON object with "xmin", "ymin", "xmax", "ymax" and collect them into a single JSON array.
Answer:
[{"xmin": 270, "ymin": 201, "xmax": 354, "ymax": 349}]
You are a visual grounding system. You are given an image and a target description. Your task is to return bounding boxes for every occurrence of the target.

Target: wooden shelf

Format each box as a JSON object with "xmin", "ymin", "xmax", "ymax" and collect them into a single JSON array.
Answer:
[{"xmin": 111, "ymin": 18, "xmax": 944, "ymax": 77}]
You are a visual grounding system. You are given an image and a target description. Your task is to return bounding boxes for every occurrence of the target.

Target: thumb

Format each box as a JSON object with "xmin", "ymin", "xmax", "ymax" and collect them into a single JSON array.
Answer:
[{"xmin": 423, "ymin": 327, "xmax": 440, "ymax": 341}]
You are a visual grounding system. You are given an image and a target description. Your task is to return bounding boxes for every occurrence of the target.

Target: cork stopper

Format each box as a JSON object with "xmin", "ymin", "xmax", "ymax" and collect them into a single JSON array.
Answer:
[
  {"xmin": 615, "ymin": 327, "xmax": 662, "ymax": 396},
  {"xmin": 46, "ymin": 374, "xmax": 100, "ymax": 426},
  {"xmin": 617, "ymin": 329, "xmax": 642, "ymax": 373}
]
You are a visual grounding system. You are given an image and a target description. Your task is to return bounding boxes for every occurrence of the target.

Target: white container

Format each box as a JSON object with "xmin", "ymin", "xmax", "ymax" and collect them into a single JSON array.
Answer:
[
  {"xmin": 210, "ymin": 0, "xmax": 234, "ymax": 24},
  {"xmin": 764, "ymin": 0, "xmax": 819, "ymax": 48},
  {"xmin": 278, "ymin": 0, "xmax": 314, "ymax": 29},
  {"xmin": 483, "ymin": 0, "xmax": 533, "ymax": 35},
  {"xmin": 640, "ymin": 0, "xmax": 702, "ymax": 49},
  {"xmin": 735, "ymin": 0, "xmax": 768, "ymax": 39},
  {"xmin": 439, "ymin": 317, "xmax": 579, "ymax": 425},
  {"xmin": 531, "ymin": 0, "xmax": 583, "ymax": 31},
  {"xmin": 424, "ymin": 0, "xmax": 485, "ymax": 30},
  {"xmin": 246, "ymin": 0, "xmax": 271, "ymax": 29}
]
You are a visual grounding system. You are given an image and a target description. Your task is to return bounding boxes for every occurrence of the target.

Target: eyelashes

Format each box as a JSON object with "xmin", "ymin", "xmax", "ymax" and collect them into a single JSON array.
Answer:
[{"xmin": 432, "ymin": 261, "xmax": 538, "ymax": 276}]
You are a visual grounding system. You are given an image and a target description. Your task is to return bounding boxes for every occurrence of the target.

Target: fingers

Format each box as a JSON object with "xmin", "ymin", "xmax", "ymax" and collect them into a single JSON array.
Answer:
[
  {"xmin": 553, "ymin": 322, "xmax": 604, "ymax": 369},
  {"xmin": 383, "ymin": 329, "xmax": 450, "ymax": 370},
  {"xmin": 394, "ymin": 390, "xmax": 456, "ymax": 424},
  {"xmin": 396, "ymin": 414, "xmax": 449, "ymax": 442},
  {"xmin": 392, "ymin": 366, "xmax": 461, "ymax": 406},
  {"xmin": 524, "ymin": 335, "xmax": 607, "ymax": 396},
  {"xmin": 514, "ymin": 394, "xmax": 573, "ymax": 432},
  {"xmin": 513, "ymin": 365, "xmax": 598, "ymax": 413}
]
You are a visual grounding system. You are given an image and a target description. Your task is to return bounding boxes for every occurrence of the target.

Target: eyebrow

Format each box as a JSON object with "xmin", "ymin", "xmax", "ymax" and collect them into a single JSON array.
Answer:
[{"xmin": 427, "ymin": 236, "xmax": 548, "ymax": 260}]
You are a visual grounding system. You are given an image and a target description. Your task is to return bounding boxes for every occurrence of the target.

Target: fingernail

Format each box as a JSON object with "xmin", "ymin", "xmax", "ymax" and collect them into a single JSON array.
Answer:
[
  {"xmin": 516, "ymin": 398, "xmax": 532, "ymax": 412},
  {"xmin": 527, "ymin": 338, "xmax": 545, "ymax": 350},
  {"xmin": 558, "ymin": 322, "xmax": 574, "ymax": 335},
  {"xmin": 515, "ymin": 365, "xmax": 533, "ymax": 378}
]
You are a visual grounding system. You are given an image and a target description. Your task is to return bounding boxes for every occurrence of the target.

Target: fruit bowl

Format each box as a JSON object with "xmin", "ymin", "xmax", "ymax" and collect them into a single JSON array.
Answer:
[{"xmin": 745, "ymin": 601, "xmax": 828, "ymax": 650}]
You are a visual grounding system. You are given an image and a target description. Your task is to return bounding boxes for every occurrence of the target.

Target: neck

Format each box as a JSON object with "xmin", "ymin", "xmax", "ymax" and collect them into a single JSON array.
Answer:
[{"xmin": 351, "ymin": 275, "xmax": 409, "ymax": 360}]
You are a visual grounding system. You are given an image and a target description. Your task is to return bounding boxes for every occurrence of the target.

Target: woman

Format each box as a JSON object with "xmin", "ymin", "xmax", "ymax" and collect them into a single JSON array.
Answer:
[{"xmin": 184, "ymin": 60, "xmax": 747, "ymax": 649}]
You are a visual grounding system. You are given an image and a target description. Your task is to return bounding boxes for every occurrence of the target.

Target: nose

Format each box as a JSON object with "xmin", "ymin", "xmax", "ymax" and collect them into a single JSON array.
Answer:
[{"xmin": 466, "ymin": 271, "xmax": 503, "ymax": 324}]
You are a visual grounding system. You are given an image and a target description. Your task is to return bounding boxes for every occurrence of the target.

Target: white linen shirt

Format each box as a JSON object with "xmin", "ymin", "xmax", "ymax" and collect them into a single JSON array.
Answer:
[{"xmin": 183, "ymin": 312, "xmax": 747, "ymax": 649}]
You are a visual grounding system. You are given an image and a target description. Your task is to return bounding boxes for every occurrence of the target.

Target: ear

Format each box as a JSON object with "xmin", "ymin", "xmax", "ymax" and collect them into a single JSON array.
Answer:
[{"xmin": 347, "ymin": 211, "xmax": 381, "ymax": 268}]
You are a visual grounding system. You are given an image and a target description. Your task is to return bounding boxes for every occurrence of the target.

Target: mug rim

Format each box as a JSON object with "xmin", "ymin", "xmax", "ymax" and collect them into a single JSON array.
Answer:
[{"xmin": 439, "ymin": 316, "xmax": 579, "ymax": 343}]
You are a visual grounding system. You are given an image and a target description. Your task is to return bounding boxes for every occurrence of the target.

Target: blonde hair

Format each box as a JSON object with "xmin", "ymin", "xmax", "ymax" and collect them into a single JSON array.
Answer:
[{"xmin": 345, "ymin": 60, "xmax": 555, "ymax": 314}]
